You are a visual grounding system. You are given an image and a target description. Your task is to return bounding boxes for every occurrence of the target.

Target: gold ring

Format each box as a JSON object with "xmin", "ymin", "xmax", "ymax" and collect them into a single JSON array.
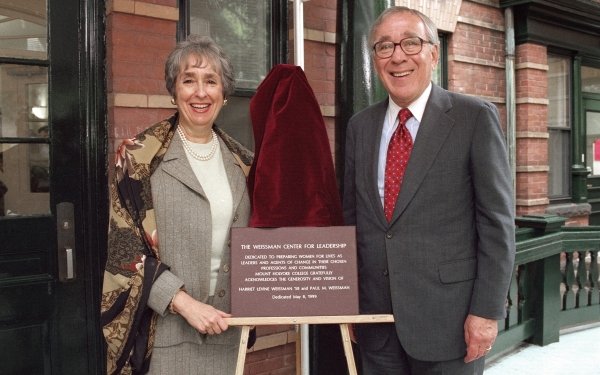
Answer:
[{"xmin": 486, "ymin": 345, "xmax": 492, "ymax": 351}]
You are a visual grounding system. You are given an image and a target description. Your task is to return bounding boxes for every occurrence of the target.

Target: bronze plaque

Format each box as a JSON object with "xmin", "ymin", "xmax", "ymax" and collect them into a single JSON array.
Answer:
[{"xmin": 231, "ymin": 226, "xmax": 358, "ymax": 317}]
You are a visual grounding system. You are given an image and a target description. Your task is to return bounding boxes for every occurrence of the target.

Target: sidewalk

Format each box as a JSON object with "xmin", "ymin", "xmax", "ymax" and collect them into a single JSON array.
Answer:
[{"xmin": 485, "ymin": 322, "xmax": 600, "ymax": 374}]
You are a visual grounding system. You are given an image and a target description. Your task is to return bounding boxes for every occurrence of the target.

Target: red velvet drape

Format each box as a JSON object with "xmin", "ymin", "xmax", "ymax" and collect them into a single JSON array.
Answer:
[{"xmin": 248, "ymin": 64, "xmax": 343, "ymax": 227}]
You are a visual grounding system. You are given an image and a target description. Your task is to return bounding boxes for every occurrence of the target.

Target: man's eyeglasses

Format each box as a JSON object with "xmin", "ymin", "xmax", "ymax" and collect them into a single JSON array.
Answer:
[{"xmin": 373, "ymin": 37, "xmax": 434, "ymax": 58}]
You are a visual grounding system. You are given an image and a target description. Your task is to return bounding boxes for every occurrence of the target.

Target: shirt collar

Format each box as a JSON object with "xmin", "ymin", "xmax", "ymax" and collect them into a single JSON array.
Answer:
[{"xmin": 387, "ymin": 82, "xmax": 432, "ymax": 123}]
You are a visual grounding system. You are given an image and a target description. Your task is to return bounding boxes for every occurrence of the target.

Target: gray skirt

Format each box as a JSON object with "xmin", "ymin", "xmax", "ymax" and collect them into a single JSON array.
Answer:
[{"xmin": 148, "ymin": 341, "xmax": 238, "ymax": 375}]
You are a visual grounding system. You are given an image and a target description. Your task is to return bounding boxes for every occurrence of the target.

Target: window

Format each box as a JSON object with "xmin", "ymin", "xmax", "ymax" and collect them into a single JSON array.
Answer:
[
  {"xmin": 183, "ymin": 0, "xmax": 287, "ymax": 150},
  {"xmin": 547, "ymin": 54, "xmax": 572, "ymax": 199},
  {"xmin": 433, "ymin": 34, "xmax": 447, "ymax": 88}
]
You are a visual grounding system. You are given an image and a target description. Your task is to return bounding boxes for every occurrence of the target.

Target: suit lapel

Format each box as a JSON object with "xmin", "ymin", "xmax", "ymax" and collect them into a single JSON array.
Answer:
[
  {"xmin": 365, "ymin": 100, "xmax": 389, "ymax": 225},
  {"xmin": 159, "ymin": 134, "xmax": 207, "ymax": 197},
  {"xmin": 390, "ymin": 85, "xmax": 454, "ymax": 223}
]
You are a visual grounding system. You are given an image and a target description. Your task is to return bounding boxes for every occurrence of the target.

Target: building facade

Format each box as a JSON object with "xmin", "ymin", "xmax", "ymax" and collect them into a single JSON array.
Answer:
[{"xmin": 0, "ymin": 0, "xmax": 599, "ymax": 374}]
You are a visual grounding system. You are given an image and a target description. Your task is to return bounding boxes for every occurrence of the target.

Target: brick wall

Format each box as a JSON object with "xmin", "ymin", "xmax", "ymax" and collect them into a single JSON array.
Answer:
[
  {"xmin": 106, "ymin": 0, "xmax": 178, "ymax": 159},
  {"xmin": 300, "ymin": 0, "xmax": 338, "ymax": 159},
  {"xmin": 514, "ymin": 43, "xmax": 550, "ymax": 215}
]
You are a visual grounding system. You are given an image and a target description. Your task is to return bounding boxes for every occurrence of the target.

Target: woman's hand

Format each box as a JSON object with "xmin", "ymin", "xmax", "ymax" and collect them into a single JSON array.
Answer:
[{"xmin": 171, "ymin": 290, "xmax": 231, "ymax": 335}]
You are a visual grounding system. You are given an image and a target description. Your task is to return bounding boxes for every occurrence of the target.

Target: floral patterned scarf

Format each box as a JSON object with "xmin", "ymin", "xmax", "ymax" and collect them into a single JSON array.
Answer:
[{"xmin": 101, "ymin": 113, "xmax": 252, "ymax": 374}]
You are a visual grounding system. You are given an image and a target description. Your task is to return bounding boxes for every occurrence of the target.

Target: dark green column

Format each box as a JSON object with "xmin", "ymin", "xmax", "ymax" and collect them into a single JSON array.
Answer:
[
  {"xmin": 336, "ymin": 0, "xmax": 392, "ymax": 181},
  {"xmin": 571, "ymin": 56, "xmax": 590, "ymax": 202}
]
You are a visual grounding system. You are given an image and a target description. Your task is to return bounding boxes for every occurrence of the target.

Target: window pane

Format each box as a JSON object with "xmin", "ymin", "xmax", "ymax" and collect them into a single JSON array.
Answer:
[
  {"xmin": 547, "ymin": 54, "xmax": 571, "ymax": 198},
  {"xmin": 0, "ymin": 1, "xmax": 47, "ymax": 59},
  {"xmin": 0, "ymin": 143, "xmax": 50, "ymax": 216},
  {"xmin": 547, "ymin": 55, "xmax": 571, "ymax": 129},
  {"xmin": 548, "ymin": 130, "xmax": 570, "ymax": 198},
  {"xmin": 190, "ymin": 0, "xmax": 271, "ymax": 90},
  {"xmin": 0, "ymin": 65, "xmax": 48, "ymax": 137},
  {"xmin": 215, "ymin": 96, "xmax": 254, "ymax": 150},
  {"xmin": 582, "ymin": 66, "xmax": 600, "ymax": 94}
]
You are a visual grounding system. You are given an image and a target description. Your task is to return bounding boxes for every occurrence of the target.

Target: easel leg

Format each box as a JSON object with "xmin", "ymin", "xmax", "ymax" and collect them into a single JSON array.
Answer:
[
  {"xmin": 339, "ymin": 324, "xmax": 358, "ymax": 375},
  {"xmin": 235, "ymin": 325, "xmax": 251, "ymax": 375}
]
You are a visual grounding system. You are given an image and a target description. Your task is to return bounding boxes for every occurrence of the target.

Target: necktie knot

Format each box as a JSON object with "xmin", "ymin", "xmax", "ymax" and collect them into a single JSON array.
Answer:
[{"xmin": 399, "ymin": 108, "xmax": 412, "ymax": 127}]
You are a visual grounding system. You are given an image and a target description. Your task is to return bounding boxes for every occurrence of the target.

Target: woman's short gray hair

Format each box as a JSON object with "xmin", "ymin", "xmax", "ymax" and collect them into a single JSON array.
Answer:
[
  {"xmin": 368, "ymin": 6, "xmax": 440, "ymax": 49},
  {"xmin": 165, "ymin": 35, "xmax": 235, "ymax": 99}
]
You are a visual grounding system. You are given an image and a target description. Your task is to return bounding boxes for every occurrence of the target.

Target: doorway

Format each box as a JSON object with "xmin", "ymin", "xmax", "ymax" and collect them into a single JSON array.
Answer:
[{"xmin": 0, "ymin": 1, "xmax": 106, "ymax": 374}]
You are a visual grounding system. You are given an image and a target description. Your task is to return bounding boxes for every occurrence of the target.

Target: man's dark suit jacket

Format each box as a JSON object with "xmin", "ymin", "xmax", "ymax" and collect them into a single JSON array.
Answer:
[{"xmin": 343, "ymin": 83, "xmax": 516, "ymax": 362}]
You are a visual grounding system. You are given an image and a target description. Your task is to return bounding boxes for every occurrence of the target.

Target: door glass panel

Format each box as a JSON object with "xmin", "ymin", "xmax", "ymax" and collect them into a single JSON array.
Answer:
[
  {"xmin": 0, "ymin": 64, "xmax": 49, "ymax": 217},
  {"xmin": 586, "ymin": 111, "xmax": 600, "ymax": 176},
  {"xmin": 0, "ymin": 143, "xmax": 49, "ymax": 216},
  {"xmin": 0, "ymin": 1, "xmax": 48, "ymax": 59},
  {"xmin": 0, "ymin": 65, "xmax": 48, "ymax": 137}
]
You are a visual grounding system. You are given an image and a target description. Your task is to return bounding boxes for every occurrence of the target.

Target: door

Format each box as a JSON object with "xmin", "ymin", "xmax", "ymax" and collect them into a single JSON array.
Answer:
[
  {"xmin": 0, "ymin": 1, "xmax": 106, "ymax": 374},
  {"xmin": 585, "ymin": 96, "xmax": 600, "ymax": 225}
]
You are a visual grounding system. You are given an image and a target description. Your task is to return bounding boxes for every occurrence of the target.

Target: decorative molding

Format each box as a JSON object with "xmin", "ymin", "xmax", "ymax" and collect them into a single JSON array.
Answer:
[
  {"xmin": 516, "ymin": 198, "xmax": 550, "ymax": 206},
  {"xmin": 321, "ymin": 105, "xmax": 336, "ymax": 117},
  {"xmin": 148, "ymin": 95, "xmax": 174, "ymax": 108},
  {"xmin": 448, "ymin": 54, "xmax": 505, "ymax": 69},
  {"xmin": 461, "ymin": 93, "xmax": 504, "ymax": 104},
  {"xmin": 515, "ymin": 97, "xmax": 549, "ymax": 105},
  {"xmin": 112, "ymin": 93, "xmax": 175, "ymax": 108},
  {"xmin": 108, "ymin": 0, "xmax": 179, "ymax": 21},
  {"xmin": 516, "ymin": 131, "xmax": 549, "ymax": 139},
  {"xmin": 457, "ymin": 15, "xmax": 504, "ymax": 32},
  {"xmin": 469, "ymin": 0, "xmax": 500, "ymax": 7},
  {"xmin": 546, "ymin": 203, "xmax": 591, "ymax": 218},
  {"xmin": 112, "ymin": 93, "xmax": 334, "ymax": 114},
  {"xmin": 289, "ymin": 28, "xmax": 336, "ymax": 44},
  {"xmin": 516, "ymin": 165, "xmax": 549, "ymax": 172},
  {"xmin": 515, "ymin": 62, "xmax": 549, "ymax": 71},
  {"xmin": 395, "ymin": 0, "xmax": 462, "ymax": 33}
]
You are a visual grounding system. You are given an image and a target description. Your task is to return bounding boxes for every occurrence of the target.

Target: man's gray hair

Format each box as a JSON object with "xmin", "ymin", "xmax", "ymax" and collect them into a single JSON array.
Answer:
[{"xmin": 368, "ymin": 6, "xmax": 440, "ymax": 49}]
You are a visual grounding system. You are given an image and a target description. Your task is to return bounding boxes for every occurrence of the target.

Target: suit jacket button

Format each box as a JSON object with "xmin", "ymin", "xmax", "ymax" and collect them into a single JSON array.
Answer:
[
  {"xmin": 218, "ymin": 289, "xmax": 226, "ymax": 297},
  {"xmin": 233, "ymin": 214, "xmax": 239, "ymax": 222},
  {"xmin": 223, "ymin": 264, "xmax": 230, "ymax": 273},
  {"xmin": 386, "ymin": 233, "xmax": 392, "ymax": 239},
  {"xmin": 383, "ymin": 269, "xmax": 389, "ymax": 276}
]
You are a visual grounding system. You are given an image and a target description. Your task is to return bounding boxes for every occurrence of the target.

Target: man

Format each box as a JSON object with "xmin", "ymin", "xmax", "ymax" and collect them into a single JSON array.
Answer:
[{"xmin": 343, "ymin": 6, "xmax": 515, "ymax": 374}]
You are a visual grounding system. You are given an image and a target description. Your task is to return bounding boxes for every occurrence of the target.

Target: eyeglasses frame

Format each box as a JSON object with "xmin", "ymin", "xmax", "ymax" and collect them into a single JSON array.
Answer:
[{"xmin": 372, "ymin": 37, "xmax": 435, "ymax": 58}]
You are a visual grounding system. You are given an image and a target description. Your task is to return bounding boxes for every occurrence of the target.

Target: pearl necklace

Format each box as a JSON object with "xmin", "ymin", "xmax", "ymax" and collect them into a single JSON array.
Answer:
[{"xmin": 177, "ymin": 126, "xmax": 218, "ymax": 161}]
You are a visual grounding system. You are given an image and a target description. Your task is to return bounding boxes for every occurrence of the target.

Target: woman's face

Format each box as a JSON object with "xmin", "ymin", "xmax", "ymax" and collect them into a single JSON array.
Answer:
[{"xmin": 174, "ymin": 54, "xmax": 225, "ymax": 132}]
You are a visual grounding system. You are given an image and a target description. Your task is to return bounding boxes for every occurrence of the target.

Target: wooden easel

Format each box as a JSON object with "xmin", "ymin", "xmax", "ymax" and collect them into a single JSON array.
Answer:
[{"xmin": 226, "ymin": 314, "xmax": 394, "ymax": 375}]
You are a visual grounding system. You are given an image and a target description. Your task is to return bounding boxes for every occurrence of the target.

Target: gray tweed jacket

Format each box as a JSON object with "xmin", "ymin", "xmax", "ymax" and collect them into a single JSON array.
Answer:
[{"xmin": 147, "ymin": 133, "xmax": 251, "ymax": 348}]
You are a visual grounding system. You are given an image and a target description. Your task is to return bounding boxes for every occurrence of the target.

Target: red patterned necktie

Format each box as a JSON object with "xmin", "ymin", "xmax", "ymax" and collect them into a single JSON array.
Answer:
[{"xmin": 384, "ymin": 108, "xmax": 413, "ymax": 222}]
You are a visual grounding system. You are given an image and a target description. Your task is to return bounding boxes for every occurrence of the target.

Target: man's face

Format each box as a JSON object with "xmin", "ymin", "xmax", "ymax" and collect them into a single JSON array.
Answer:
[{"xmin": 372, "ymin": 12, "xmax": 439, "ymax": 108}]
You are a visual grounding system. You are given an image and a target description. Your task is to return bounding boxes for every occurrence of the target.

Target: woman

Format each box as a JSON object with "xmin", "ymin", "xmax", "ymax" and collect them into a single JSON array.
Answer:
[{"xmin": 101, "ymin": 35, "xmax": 253, "ymax": 375}]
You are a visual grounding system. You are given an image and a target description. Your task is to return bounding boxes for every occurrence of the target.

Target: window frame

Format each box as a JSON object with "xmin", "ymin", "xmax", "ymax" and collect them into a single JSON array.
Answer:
[{"xmin": 546, "ymin": 52, "xmax": 574, "ymax": 202}]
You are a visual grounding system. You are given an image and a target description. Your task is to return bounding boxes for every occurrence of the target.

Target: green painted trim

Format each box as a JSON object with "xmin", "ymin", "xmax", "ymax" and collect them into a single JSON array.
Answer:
[
  {"xmin": 490, "ymin": 319, "xmax": 535, "ymax": 356},
  {"xmin": 560, "ymin": 306, "xmax": 600, "ymax": 328}
]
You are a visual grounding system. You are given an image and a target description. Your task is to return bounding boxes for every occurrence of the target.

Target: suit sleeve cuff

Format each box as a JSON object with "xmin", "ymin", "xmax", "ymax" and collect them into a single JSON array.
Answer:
[{"xmin": 148, "ymin": 270, "xmax": 185, "ymax": 317}]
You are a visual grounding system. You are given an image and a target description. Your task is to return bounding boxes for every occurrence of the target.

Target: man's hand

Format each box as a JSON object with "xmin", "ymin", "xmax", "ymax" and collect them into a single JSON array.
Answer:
[{"xmin": 463, "ymin": 314, "xmax": 497, "ymax": 363}]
